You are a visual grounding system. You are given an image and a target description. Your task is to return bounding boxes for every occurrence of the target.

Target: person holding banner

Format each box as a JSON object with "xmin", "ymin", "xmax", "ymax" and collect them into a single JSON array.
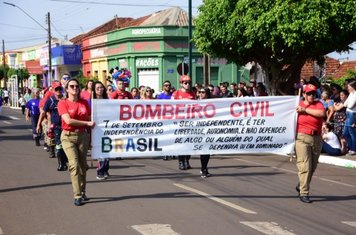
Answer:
[
  {"xmin": 157, "ymin": 80, "xmax": 175, "ymax": 161},
  {"xmin": 58, "ymin": 78, "xmax": 95, "ymax": 206},
  {"xmin": 295, "ymin": 84, "xmax": 325, "ymax": 203},
  {"xmin": 93, "ymin": 81, "xmax": 111, "ymax": 180},
  {"xmin": 198, "ymin": 87, "xmax": 212, "ymax": 177},
  {"xmin": 172, "ymin": 75, "xmax": 196, "ymax": 170}
]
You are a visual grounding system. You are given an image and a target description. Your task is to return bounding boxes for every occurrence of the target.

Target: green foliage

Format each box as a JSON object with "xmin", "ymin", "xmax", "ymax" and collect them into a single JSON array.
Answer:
[
  {"xmin": 337, "ymin": 69, "xmax": 356, "ymax": 86},
  {"xmin": 6, "ymin": 67, "xmax": 29, "ymax": 80},
  {"xmin": 73, "ymin": 70, "xmax": 98, "ymax": 88},
  {"xmin": 195, "ymin": 0, "xmax": 356, "ymax": 63},
  {"xmin": 194, "ymin": 0, "xmax": 356, "ymax": 92},
  {"xmin": 0, "ymin": 64, "xmax": 9, "ymax": 79}
]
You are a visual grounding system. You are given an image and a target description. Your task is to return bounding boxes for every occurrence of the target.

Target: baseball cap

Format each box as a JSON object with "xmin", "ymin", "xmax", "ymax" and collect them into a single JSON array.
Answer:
[
  {"xmin": 304, "ymin": 84, "xmax": 317, "ymax": 93},
  {"xmin": 52, "ymin": 81, "xmax": 62, "ymax": 90}
]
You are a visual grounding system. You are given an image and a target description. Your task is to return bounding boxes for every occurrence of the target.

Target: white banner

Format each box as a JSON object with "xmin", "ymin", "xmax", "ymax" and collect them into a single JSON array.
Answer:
[{"xmin": 91, "ymin": 96, "xmax": 299, "ymax": 159}]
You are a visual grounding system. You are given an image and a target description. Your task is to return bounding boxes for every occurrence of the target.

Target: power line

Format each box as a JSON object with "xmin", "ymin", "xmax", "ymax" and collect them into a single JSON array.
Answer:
[
  {"xmin": 51, "ymin": 22, "xmax": 67, "ymax": 38},
  {"xmin": 0, "ymin": 22, "xmax": 41, "ymax": 30},
  {"xmin": 5, "ymin": 37, "xmax": 48, "ymax": 43},
  {"xmin": 49, "ymin": 0, "xmax": 198, "ymax": 8}
]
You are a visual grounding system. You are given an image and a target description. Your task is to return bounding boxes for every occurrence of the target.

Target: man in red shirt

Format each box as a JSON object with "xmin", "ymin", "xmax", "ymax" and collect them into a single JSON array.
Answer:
[
  {"xmin": 110, "ymin": 79, "xmax": 133, "ymax": 99},
  {"xmin": 172, "ymin": 75, "xmax": 195, "ymax": 170},
  {"xmin": 295, "ymin": 84, "xmax": 325, "ymax": 203}
]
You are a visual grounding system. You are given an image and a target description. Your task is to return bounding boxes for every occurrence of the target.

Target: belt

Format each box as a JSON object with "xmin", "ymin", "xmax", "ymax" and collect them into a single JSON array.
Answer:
[
  {"xmin": 62, "ymin": 129, "xmax": 86, "ymax": 134},
  {"xmin": 298, "ymin": 129, "xmax": 320, "ymax": 136}
]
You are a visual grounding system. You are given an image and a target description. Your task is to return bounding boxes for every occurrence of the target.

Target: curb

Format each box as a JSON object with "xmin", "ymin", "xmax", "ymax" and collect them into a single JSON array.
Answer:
[{"xmin": 319, "ymin": 155, "xmax": 356, "ymax": 169}]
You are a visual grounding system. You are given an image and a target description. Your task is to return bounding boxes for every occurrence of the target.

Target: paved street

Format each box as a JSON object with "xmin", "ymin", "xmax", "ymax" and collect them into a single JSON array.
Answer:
[{"xmin": 1, "ymin": 106, "xmax": 356, "ymax": 235}]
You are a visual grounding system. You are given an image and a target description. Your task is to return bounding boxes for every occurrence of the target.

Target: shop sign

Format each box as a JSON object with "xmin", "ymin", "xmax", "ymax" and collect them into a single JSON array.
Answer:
[
  {"xmin": 132, "ymin": 28, "xmax": 161, "ymax": 35},
  {"xmin": 136, "ymin": 58, "xmax": 159, "ymax": 68}
]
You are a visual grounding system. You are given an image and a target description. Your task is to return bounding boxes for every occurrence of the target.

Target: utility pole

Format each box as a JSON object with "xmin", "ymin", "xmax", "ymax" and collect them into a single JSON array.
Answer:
[
  {"xmin": 47, "ymin": 12, "xmax": 52, "ymax": 86},
  {"xmin": 188, "ymin": 0, "xmax": 192, "ymax": 79},
  {"xmin": 2, "ymin": 40, "xmax": 6, "ymax": 85}
]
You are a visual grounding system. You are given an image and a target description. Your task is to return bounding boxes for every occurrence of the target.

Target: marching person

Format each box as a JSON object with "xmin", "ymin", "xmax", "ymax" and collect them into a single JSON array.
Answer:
[
  {"xmin": 110, "ymin": 79, "xmax": 133, "ymax": 99},
  {"xmin": 197, "ymin": 87, "xmax": 212, "ymax": 177},
  {"xmin": 26, "ymin": 89, "xmax": 42, "ymax": 146},
  {"xmin": 37, "ymin": 81, "xmax": 68, "ymax": 171},
  {"xmin": 93, "ymin": 81, "xmax": 111, "ymax": 180},
  {"xmin": 58, "ymin": 78, "xmax": 95, "ymax": 206},
  {"xmin": 157, "ymin": 80, "xmax": 174, "ymax": 160},
  {"xmin": 295, "ymin": 84, "xmax": 325, "ymax": 203},
  {"xmin": 172, "ymin": 75, "xmax": 196, "ymax": 170},
  {"xmin": 18, "ymin": 94, "xmax": 27, "ymax": 115}
]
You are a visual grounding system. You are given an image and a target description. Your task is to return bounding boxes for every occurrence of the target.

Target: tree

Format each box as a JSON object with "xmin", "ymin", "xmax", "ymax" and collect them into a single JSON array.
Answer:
[{"xmin": 194, "ymin": 0, "xmax": 356, "ymax": 94}]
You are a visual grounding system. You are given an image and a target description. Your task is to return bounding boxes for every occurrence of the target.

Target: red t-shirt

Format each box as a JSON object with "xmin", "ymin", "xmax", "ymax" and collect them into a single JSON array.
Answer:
[
  {"xmin": 172, "ymin": 89, "xmax": 196, "ymax": 100},
  {"xmin": 58, "ymin": 98, "xmax": 91, "ymax": 132},
  {"xmin": 80, "ymin": 90, "xmax": 91, "ymax": 101},
  {"xmin": 39, "ymin": 90, "xmax": 54, "ymax": 109},
  {"xmin": 110, "ymin": 90, "xmax": 133, "ymax": 99},
  {"xmin": 297, "ymin": 100, "xmax": 324, "ymax": 135}
]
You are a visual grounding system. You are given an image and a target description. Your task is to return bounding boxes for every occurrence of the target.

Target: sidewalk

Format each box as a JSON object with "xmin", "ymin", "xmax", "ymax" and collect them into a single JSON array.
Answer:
[{"xmin": 319, "ymin": 154, "xmax": 356, "ymax": 168}]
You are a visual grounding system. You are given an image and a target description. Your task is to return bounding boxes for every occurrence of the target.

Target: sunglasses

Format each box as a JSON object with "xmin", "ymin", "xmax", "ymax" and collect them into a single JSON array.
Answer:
[
  {"xmin": 69, "ymin": 84, "xmax": 79, "ymax": 89},
  {"xmin": 306, "ymin": 92, "xmax": 316, "ymax": 96},
  {"xmin": 55, "ymin": 87, "xmax": 63, "ymax": 91},
  {"xmin": 146, "ymin": 90, "xmax": 152, "ymax": 93},
  {"xmin": 164, "ymin": 84, "xmax": 171, "ymax": 87},
  {"xmin": 183, "ymin": 82, "xmax": 190, "ymax": 85},
  {"xmin": 198, "ymin": 90, "xmax": 206, "ymax": 94}
]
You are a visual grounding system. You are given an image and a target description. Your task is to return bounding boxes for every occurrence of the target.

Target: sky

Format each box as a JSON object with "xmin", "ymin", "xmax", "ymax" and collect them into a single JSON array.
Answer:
[
  {"xmin": 1, "ymin": 0, "xmax": 356, "ymax": 60},
  {"xmin": 0, "ymin": 0, "xmax": 203, "ymax": 50}
]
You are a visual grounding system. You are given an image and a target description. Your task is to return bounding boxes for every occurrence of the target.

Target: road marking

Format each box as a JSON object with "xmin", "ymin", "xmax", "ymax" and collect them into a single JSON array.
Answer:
[
  {"xmin": 0, "ymin": 226, "xmax": 3, "ymax": 234},
  {"xmin": 240, "ymin": 221, "xmax": 296, "ymax": 235},
  {"xmin": 234, "ymin": 158, "xmax": 356, "ymax": 188},
  {"xmin": 341, "ymin": 221, "xmax": 356, "ymax": 227},
  {"xmin": 132, "ymin": 224, "xmax": 180, "ymax": 235},
  {"xmin": 9, "ymin": 116, "xmax": 19, "ymax": 120},
  {"xmin": 174, "ymin": 183, "xmax": 257, "ymax": 214},
  {"xmin": 3, "ymin": 121, "xmax": 11, "ymax": 124}
]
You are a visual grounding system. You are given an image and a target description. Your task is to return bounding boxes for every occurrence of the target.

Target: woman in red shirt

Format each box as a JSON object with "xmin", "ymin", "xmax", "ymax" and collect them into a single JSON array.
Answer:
[
  {"xmin": 58, "ymin": 78, "xmax": 95, "ymax": 206},
  {"xmin": 295, "ymin": 84, "xmax": 325, "ymax": 203}
]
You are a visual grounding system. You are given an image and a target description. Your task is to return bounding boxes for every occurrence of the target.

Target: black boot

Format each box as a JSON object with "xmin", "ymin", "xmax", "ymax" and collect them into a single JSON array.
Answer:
[
  {"xmin": 61, "ymin": 153, "xmax": 68, "ymax": 171},
  {"xmin": 49, "ymin": 146, "xmax": 55, "ymax": 158},
  {"xmin": 35, "ymin": 137, "xmax": 40, "ymax": 146},
  {"xmin": 57, "ymin": 154, "xmax": 65, "ymax": 171},
  {"xmin": 179, "ymin": 160, "xmax": 187, "ymax": 170},
  {"xmin": 178, "ymin": 156, "xmax": 187, "ymax": 170},
  {"xmin": 185, "ymin": 155, "xmax": 192, "ymax": 169}
]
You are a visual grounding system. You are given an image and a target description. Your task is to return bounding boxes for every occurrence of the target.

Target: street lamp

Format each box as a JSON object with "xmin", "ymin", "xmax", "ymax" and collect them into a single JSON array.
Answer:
[{"xmin": 3, "ymin": 2, "xmax": 52, "ymax": 86}]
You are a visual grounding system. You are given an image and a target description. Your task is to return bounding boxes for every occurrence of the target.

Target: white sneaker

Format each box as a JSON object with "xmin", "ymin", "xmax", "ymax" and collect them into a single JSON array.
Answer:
[{"xmin": 96, "ymin": 175, "xmax": 106, "ymax": 180}]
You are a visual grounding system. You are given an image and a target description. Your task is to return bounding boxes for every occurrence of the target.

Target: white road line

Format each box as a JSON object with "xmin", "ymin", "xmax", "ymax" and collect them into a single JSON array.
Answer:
[
  {"xmin": 240, "ymin": 221, "xmax": 296, "ymax": 235},
  {"xmin": 0, "ymin": 226, "xmax": 3, "ymax": 235},
  {"xmin": 341, "ymin": 221, "xmax": 356, "ymax": 227},
  {"xmin": 3, "ymin": 121, "xmax": 11, "ymax": 124},
  {"xmin": 234, "ymin": 158, "xmax": 356, "ymax": 188},
  {"xmin": 132, "ymin": 224, "xmax": 180, "ymax": 235},
  {"xmin": 174, "ymin": 183, "xmax": 257, "ymax": 214},
  {"xmin": 8, "ymin": 116, "xmax": 19, "ymax": 120}
]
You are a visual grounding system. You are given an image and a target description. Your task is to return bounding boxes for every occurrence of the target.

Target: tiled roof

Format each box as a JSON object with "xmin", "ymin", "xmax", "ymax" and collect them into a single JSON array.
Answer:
[
  {"xmin": 140, "ymin": 7, "xmax": 189, "ymax": 26},
  {"xmin": 70, "ymin": 17, "xmax": 133, "ymax": 45},
  {"xmin": 300, "ymin": 56, "xmax": 356, "ymax": 80}
]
